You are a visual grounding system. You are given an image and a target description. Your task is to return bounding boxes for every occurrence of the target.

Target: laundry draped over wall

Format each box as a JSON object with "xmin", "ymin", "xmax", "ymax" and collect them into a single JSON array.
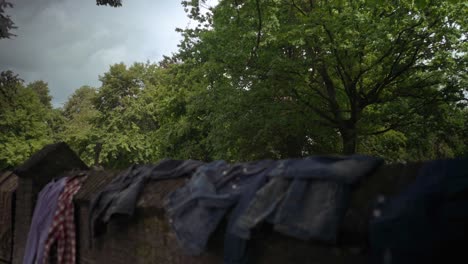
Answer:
[
  {"xmin": 370, "ymin": 158, "xmax": 468, "ymax": 263},
  {"xmin": 10, "ymin": 142, "xmax": 468, "ymax": 264},
  {"xmin": 87, "ymin": 155, "xmax": 383, "ymax": 263},
  {"xmin": 23, "ymin": 175, "xmax": 86, "ymax": 264}
]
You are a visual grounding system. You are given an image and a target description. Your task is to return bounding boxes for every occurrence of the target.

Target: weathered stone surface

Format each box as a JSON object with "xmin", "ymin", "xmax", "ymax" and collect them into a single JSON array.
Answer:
[
  {"xmin": 74, "ymin": 170, "xmax": 118, "ymax": 205},
  {"xmin": 14, "ymin": 142, "xmax": 88, "ymax": 184},
  {"xmin": 12, "ymin": 142, "xmax": 88, "ymax": 264},
  {"xmin": 12, "ymin": 178, "xmax": 33, "ymax": 264},
  {"xmin": 10, "ymin": 143, "xmax": 427, "ymax": 264},
  {"xmin": 72, "ymin": 161, "xmax": 422, "ymax": 264},
  {"xmin": 0, "ymin": 171, "xmax": 17, "ymax": 263}
]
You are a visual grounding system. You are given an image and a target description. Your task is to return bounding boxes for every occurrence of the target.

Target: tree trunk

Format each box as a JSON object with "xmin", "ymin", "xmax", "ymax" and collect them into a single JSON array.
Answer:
[
  {"xmin": 341, "ymin": 128, "xmax": 357, "ymax": 155},
  {"xmin": 94, "ymin": 142, "xmax": 102, "ymax": 166}
]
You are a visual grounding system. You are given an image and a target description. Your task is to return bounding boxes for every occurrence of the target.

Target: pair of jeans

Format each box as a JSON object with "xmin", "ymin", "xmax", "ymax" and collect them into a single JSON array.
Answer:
[
  {"xmin": 235, "ymin": 155, "xmax": 383, "ymax": 242},
  {"xmin": 164, "ymin": 160, "xmax": 276, "ymax": 257}
]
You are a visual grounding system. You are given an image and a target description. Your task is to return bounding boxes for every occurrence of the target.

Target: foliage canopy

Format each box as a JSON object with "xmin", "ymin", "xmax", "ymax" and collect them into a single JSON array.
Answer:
[{"xmin": 1, "ymin": 0, "xmax": 466, "ymax": 169}]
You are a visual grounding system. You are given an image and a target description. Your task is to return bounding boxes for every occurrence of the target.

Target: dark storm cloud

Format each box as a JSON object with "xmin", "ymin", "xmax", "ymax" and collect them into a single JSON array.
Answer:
[{"xmin": 0, "ymin": 0, "xmax": 191, "ymax": 107}]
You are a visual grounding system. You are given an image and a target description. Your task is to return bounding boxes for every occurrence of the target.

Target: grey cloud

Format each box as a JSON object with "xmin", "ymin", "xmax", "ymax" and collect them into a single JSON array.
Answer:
[{"xmin": 0, "ymin": 0, "xmax": 190, "ymax": 107}]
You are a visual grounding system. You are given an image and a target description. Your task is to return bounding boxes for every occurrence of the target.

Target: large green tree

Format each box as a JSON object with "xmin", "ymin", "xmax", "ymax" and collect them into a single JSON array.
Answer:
[
  {"xmin": 60, "ymin": 85, "xmax": 100, "ymax": 166},
  {"xmin": 145, "ymin": 59, "xmax": 214, "ymax": 161},
  {"xmin": 27, "ymin": 80, "xmax": 53, "ymax": 109},
  {"xmin": 175, "ymin": 0, "xmax": 467, "ymax": 158},
  {"xmin": 0, "ymin": 71, "xmax": 54, "ymax": 169},
  {"xmin": 26, "ymin": 80, "xmax": 64, "ymax": 142},
  {"xmin": 2, "ymin": 0, "xmax": 466, "ymax": 167},
  {"xmin": 91, "ymin": 62, "xmax": 162, "ymax": 167}
]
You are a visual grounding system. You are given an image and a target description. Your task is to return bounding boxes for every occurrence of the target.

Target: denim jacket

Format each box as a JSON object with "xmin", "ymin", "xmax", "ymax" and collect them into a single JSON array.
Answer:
[
  {"xmin": 370, "ymin": 158, "xmax": 468, "ymax": 264},
  {"xmin": 89, "ymin": 159, "xmax": 204, "ymax": 241},
  {"xmin": 164, "ymin": 160, "xmax": 276, "ymax": 256},
  {"xmin": 234, "ymin": 155, "xmax": 383, "ymax": 242}
]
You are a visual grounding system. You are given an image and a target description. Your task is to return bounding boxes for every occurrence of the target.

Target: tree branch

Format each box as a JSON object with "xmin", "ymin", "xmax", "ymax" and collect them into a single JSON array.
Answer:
[
  {"xmin": 364, "ymin": 91, "xmax": 444, "ymax": 136},
  {"xmin": 318, "ymin": 65, "xmax": 345, "ymax": 125},
  {"xmin": 96, "ymin": 0, "xmax": 122, "ymax": 7},
  {"xmin": 291, "ymin": 0, "xmax": 307, "ymax": 16},
  {"xmin": 322, "ymin": 25, "xmax": 353, "ymax": 87},
  {"xmin": 357, "ymin": 19, "xmax": 425, "ymax": 81},
  {"xmin": 291, "ymin": 87, "xmax": 338, "ymax": 126},
  {"xmin": 254, "ymin": 0, "xmax": 262, "ymax": 54},
  {"xmin": 363, "ymin": 120, "xmax": 415, "ymax": 135}
]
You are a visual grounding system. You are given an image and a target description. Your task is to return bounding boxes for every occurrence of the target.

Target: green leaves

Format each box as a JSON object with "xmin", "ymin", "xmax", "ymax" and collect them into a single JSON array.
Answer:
[
  {"xmin": 2, "ymin": 0, "xmax": 466, "ymax": 167},
  {"xmin": 27, "ymin": 81, "xmax": 52, "ymax": 109},
  {"xmin": 172, "ymin": 0, "xmax": 466, "ymax": 159},
  {"xmin": 59, "ymin": 86, "xmax": 99, "ymax": 165},
  {"xmin": 0, "ymin": 73, "xmax": 54, "ymax": 170},
  {"xmin": 87, "ymin": 63, "xmax": 163, "ymax": 167}
]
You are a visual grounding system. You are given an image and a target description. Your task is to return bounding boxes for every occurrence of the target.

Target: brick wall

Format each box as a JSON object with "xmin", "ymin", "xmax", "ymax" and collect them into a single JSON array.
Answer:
[
  {"xmin": 69, "ymin": 162, "xmax": 421, "ymax": 264},
  {"xmin": 8, "ymin": 143, "xmax": 425, "ymax": 264},
  {"xmin": 11, "ymin": 142, "xmax": 88, "ymax": 264},
  {"xmin": 0, "ymin": 172, "xmax": 17, "ymax": 263},
  {"xmin": 12, "ymin": 178, "xmax": 34, "ymax": 264},
  {"xmin": 74, "ymin": 204, "xmax": 367, "ymax": 264}
]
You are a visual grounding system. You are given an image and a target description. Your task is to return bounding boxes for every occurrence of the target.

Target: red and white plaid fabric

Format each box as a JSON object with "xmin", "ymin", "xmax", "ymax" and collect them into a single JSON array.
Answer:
[{"xmin": 42, "ymin": 176, "xmax": 85, "ymax": 264}]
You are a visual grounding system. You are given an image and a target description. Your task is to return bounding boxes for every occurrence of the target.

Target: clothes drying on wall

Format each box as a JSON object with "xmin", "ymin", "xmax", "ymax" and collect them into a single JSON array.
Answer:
[
  {"xmin": 23, "ymin": 174, "xmax": 86, "ymax": 264},
  {"xmin": 370, "ymin": 158, "xmax": 468, "ymax": 264}
]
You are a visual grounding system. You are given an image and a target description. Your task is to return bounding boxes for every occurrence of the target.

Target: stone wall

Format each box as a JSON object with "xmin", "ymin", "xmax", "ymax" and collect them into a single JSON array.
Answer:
[
  {"xmin": 9, "ymin": 143, "xmax": 424, "ymax": 264},
  {"xmin": 12, "ymin": 143, "xmax": 87, "ymax": 264},
  {"xmin": 0, "ymin": 172, "xmax": 17, "ymax": 264},
  {"xmin": 11, "ymin": 177, "xmax": 33, "ymax": 264},
  {"xmin": 72, "ymin": 162, "xmax": 421, "ymax": 264}
]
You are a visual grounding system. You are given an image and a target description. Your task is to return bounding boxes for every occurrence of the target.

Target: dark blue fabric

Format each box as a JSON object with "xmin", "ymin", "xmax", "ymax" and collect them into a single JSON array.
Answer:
[
  {"xmin": 223, "ymin": 161, "xmax": 275, "ymax": 264},
  {"xmin": 89, "ymin": 159, "xmax": 204, "ymax": 241},
  {"xmin": 164, "ymin": 160, "xmax": 275, "ymax": 257},
  {"xmin": 164, "ymin": 155, "xmax": 383, "ymax": 263},
  {"xmin": 223, "ymin": 233, "xmax": 249, "ymax": 264},
  {"xmin": 164, "ymin": 161, "xmax": 232, "ymax": 255},
  {"xmin": 269, "ymin": 154, "xmax": 383, "ymax": 184},
  {"xmin": 370, "ymin": 158, "xmax": 468, "ymax": 264},
  {"xmin": 234, "ymin": 177, "xmax": 290, "ymax": 239},
  {"xmin": 235, "ymin": 155, "xmax": 383, "ymax": 242},
  {"xmin": 273, "ymin": 179, "xmax": 350, "ymax": 242}
]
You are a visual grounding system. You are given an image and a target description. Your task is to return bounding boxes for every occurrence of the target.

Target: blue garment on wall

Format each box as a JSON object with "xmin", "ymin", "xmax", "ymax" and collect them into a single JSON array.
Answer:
[
  {"xmin": 164, "ymin": 160, "xmax": 275, "ymax": 256},
  {"xmin": 89, "ymin": 159, "xmax": 204, "ymax": 240},
  {"xmin": 369, "ymin": 158, "xmax": 468, "ymax": 264},
  {"xmin": 235, "ymin": 155, "xmax": 383, "ymax": 242},
  {"xmin": 164, "ymin": 154, "xmax": 384, "ymax": 264}
]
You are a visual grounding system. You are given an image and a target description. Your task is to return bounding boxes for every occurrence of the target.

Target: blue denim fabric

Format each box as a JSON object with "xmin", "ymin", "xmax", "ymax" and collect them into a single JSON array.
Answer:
[
  {"xmin": 164, "ymin": 160, "xmax": 275, "ymax": 257},
  {"xmin": 273, "ymin": 179, "xmax": 350, "ymax": 242},
  {"xmin": 164, "ymin": 161, "xmax": 232, "ymax": 255},
  {"xmin": 223, "ymin": 233, "xmax": 249, "ymax": 264},
  {"xmin": 89, "ymin": 159, "xmax": 204, "ymax": 241},
  {"xmin": 223, "ymin": 160, "xmax": 276, "ymax": 264},
  {"xmin": 269, "ymin": 154, "xmax": 383, "ymax": 184},
  {"xmin": 234, "ymin": 155, "xmax": 383, "ymax": 242},
  {"xmin": 370, "ymin": 158, "xmax": 468, "ymax": 264},
  {"xmin": 234, "ymin": 177, "xmax": 290, "ymax": 239}
]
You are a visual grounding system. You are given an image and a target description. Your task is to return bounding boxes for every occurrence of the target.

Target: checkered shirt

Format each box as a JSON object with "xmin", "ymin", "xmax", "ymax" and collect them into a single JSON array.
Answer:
[{"xmin": 42, "ymin": 176, "xmax": 85, "ymax": 264}]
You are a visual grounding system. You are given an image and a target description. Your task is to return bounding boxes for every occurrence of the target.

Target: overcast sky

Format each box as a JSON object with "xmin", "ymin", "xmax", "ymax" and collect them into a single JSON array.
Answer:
[{"xmin": 0, "ymin": 0, "xmax": 210, "ymax": 107}]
